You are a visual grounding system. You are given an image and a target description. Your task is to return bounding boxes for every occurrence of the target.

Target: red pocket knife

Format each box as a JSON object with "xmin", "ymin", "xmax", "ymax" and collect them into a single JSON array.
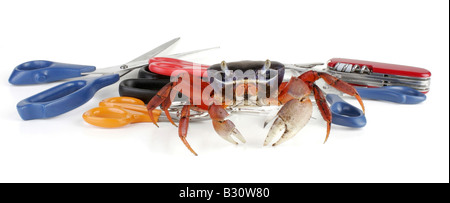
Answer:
[{"xmin": 326, "ymin": 58, "xmax": 431, "ymax": 93}]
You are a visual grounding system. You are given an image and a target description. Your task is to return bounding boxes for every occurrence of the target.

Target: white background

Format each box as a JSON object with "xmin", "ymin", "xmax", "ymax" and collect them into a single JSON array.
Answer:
[{"xmin": 0, "ymin": 0, "xmax": 448, "ymax": 183}]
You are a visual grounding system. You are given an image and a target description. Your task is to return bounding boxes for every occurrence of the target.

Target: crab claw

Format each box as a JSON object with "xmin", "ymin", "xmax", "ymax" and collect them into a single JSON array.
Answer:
[
  {"xmin": 209, "ymin": 104, "xmax": 246, "ymax": 145},
  {"xmin": 212, "ymin": 120, "xmax": 246, "ymax": 145},
  {"xmin": 264, "ymin": 98, "xmax": 313, "ymax": 146}
]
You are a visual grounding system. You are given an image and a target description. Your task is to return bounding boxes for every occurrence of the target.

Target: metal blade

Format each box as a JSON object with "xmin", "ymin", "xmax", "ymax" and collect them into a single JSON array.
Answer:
[
  {"xmin": 83, "ymin": 38, "xmax": 179, "ymax": 77},
  {"xmin": 165, "ymin": 46, "xmax": 220, "ymax": 58},
  {"xmin": 283, "ymin": 63, "xmax": 324, "ymax": 72},
  {"xmin": 89, "ymin": 59, "xmax": 149, "ymax": 75},
  {"xmin": 126, "ymin": 37, "xmax": 180, "ymax": 64}
]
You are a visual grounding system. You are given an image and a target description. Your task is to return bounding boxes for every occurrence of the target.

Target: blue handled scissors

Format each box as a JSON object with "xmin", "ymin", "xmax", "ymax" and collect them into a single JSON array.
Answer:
[
  {"xmin": 9, "ymin": 38, "xmax": 180, "ymax": 120},
  {"xmin": 324, "ymin": 86, "xmax": 426, "ymax": 128}
]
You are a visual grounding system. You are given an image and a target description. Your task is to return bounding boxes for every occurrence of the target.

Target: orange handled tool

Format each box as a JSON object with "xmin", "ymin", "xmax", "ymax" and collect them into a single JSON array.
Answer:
[{"xmin": 83, "ymin": 97, "xmax": 162, "ymax": 128}]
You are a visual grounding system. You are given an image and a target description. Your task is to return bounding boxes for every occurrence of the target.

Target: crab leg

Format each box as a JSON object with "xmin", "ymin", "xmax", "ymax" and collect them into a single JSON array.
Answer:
[
  {"xmin": 300, "ymin": 70, "xmax": 365, "ymax": 113},
  {"xmin": 311, "ymin": 83, "xmax": 332, "ymax": 143},
  {"xmin": 146, "ymin": 82, "xmax": 177, "ymax": 127},
  {"xmin": 209, "ymin": 104, "xmax": 246, "ymax": 145},
  {"xmin": 160, "ymin": 94, "xmax": 178, "ymax": 127},
  {"xmin": 178, "ymin": 105, "xmax": 198, "ymax": 156}
]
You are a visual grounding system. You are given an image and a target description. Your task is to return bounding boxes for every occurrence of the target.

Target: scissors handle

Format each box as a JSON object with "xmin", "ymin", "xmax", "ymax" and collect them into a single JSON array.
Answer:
[
  {"xmin": 137, "ymin": 65, "xmax": 171, "ymax": 80},
  {"xmin": 356, "ymin": 86, "xmax": 426, "ymax": 104},
  {"xmin": 83, "ymin": 97, "xmax": 162, "ymax": 128},
  {"xmin": 17, "ymin": 74, "xmax": 119, "ymax": 120},
  {"xmin": 83, "ymin": 106, "xmax": 162, "ymax": 128},
  {"xmin": 148, "ymin": 57, "xmax": 210, "ymax": 77},
  {"xmin": 326, "ymin": 94, "xmax": 366, "ymax": 128},
  {"xmin": 9, "ymin": 60, "xmax": 96, "ymax": 85},
  {"xmin": 119, "ymin": 78, "xmax": 171, "ymax": 103}
]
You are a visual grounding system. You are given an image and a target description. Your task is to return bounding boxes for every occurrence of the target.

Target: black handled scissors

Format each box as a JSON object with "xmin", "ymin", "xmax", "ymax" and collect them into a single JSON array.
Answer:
[{"xmin": 119, "ymin": 55, "xmax": 212, "ymax": 103}]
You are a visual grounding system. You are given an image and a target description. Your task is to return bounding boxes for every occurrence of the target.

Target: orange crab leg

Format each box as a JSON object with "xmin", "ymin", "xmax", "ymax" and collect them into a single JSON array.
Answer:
[
  {"xmin": 178, "ymin": 105, "xmax": 198, "ymax": 156},
  {"xmin": 299, "ymin": 70, "xmax": 365, "ymax": 113},
  {"xmin": 160, "ymin": 94, "xmax": 178, "ymax": 127},
  {"xmin": 311, "ymin": 83, "xmax": 332, "ymax": 143},
  {"xmin": 146, "ymin": 82, "xmax": 177, "ymax": 127}
]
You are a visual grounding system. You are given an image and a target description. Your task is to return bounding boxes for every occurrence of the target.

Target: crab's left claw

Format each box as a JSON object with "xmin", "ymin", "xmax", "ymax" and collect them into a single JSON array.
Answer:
[{"xmin": 264, "ymin": 98, "xmax": 313, "ymax": 146}]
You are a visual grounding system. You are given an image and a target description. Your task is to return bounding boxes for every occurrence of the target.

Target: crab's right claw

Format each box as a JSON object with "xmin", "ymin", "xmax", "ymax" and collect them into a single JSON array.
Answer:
[
  {"xmin": 212, "ymin": 120, "xmax": 246, "ymax": 145},
  {"xmin": 264, "ymin": 98, "xmax": 313, "ymax": 146},
  {"xmin": 209, "ymin": 104, "xmax": 246, "ymax": 145}
]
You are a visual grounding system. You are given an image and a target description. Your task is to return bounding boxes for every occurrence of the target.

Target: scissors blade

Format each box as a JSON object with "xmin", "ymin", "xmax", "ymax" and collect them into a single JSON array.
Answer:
[
  {"xmin": 127, "ymin": 37, "xmax": 180, "ymax": 64},
  {"xmin": 87, "ymin": 60, "xmax": 148, "ymax": 76},
  {"xmin": 118, "ymin": 37, "xmax": 180, "ymax": 76},
  {"xmin": 87, "ymin": 37, "xmax": 181, "ymax": 76},
  {"xmin": 165, "ymin": 46, "xmax": 220, "ymax": 58}
]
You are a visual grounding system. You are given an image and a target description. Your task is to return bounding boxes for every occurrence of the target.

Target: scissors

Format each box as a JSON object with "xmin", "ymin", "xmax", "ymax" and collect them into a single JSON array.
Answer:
[
  {"xmin": 119, "ymin": 57, "xmax": 210, "ymax": 103},
  {"xmin": 9, "ymin": 38, "xmax": 181, "ymax": 120},
  {"xmin": 83, "ymin": 97, "xmax": 210, "ymax": 128}
]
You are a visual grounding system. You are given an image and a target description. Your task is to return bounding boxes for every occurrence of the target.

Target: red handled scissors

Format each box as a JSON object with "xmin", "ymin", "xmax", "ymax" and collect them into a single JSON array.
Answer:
[{"xmin": 148, "ymin": 57, "xmax": 210, "ymax": 77}]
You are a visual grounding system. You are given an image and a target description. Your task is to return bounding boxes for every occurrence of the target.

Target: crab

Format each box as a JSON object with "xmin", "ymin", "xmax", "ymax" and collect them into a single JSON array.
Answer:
[{"xmin": 146, "ymin": 60, "xmax": 365, "ymax": 155}]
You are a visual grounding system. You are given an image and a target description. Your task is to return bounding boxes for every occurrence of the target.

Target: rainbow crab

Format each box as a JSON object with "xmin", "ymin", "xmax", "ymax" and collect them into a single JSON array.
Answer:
[{"xmin": 146, "ymin": 59, "xmax": 365, "ymax": 155}]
